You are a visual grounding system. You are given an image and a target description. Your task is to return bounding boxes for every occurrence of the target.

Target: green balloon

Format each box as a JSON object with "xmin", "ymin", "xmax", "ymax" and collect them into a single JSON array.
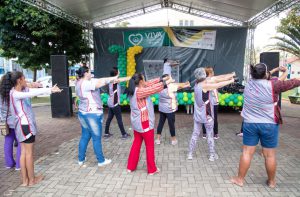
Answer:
[
  {"xmin": 187, "ymin": 100, "xmax": 192, "ymax": 105},
  {"xmin": 187, "ymin": 93, "xmax": 192, "ymax": 99},
  {"xmin": 229, "ymin": 101, "xmax": 234, "ymax": 106},
  {"xmin": 225, "ymin": 98, "xmax": 230, "ymax": 104},
  {"xmin": 179, "ymin": 100, "xmax": 184, "ymax": 105},
  {"xmin": 237, "ymin": 95, "xmax": 243, "ymax": 101},
  {"xmin": 220, "ymin": 100, "xmax": 225, "ymax": 106},
  {"xmin": 237, "ymin": 101, "xmax": 243, "ymax": 107},
  {"xmin": 234, "ymin": 99, "xmax": 239, "ymax": 104}
]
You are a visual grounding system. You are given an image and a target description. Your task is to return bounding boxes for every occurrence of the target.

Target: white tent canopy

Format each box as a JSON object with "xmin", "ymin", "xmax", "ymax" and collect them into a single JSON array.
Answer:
[{"xmin": 23, "ymin": 0, "xmax": 298, "ymax": 27}]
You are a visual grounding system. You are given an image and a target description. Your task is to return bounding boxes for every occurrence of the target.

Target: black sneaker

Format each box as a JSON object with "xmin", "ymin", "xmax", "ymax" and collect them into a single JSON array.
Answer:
[
  {"xmin": 14, "ymin": 140, "xmax": 18, "ymax": 147},
  {"xmin": 122, "ymin": 133, "xmax": 131, "ymax": 139},
  {"xmin": 104, "ymin": 133, "xmax": 113, "ymax": 138},
  {"xmin": 214, "ymin": 134, "xmax": 219, "ymax": 140},
  {"xmin": 202, "ymin": 134, "xmax": 207, "ymax": 139}
]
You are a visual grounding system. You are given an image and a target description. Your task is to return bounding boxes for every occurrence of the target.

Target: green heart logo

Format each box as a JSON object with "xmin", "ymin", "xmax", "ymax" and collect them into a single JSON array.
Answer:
[{"xmin": 129, "ymin": 33, "xmax": 143, "ymax": 46}]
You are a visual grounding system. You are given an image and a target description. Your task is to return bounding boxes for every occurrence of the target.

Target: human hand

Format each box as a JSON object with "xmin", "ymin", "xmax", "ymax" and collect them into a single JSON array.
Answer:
[
  {"xmin": 162, "ymin": 75, "xmax": 170, "ymax": 81},
  {"xmin": 51, "ymin": 84, "xmax": 63, "ymax": 93},
  {"xmin": 279, "ymin": 66, "xmax": 287, "ymax": 72},
  {"xmin": 184, "ymin": 81, "xmax": 191, "ymax": 88}
]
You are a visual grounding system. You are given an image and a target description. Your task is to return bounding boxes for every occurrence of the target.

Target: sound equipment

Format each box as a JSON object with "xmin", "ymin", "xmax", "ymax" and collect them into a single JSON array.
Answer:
[
  {"xmin": 50, "ymin": 55, "xmax": 73, "ymax": 117},
  {"xmin": 51, "ymin": 55, "xmax": 69, "ymax": 87},
  {"xmin": 260, "ymin": 52, "xmax": 280, "ymax": 77},
  {"xmin": 50, "ymin": 87, "xmax": 73, "ymax": 118},
  {"xmin": 260, "ymin": 52, "xmax": 281, "ymax": 107}
]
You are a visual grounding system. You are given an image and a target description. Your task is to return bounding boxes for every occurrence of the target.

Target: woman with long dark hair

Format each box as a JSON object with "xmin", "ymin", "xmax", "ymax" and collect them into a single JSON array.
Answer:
[
  {"xmin": 231, "ymin": 63, "xmax": 300, "ymax": 188},
  {"xmin": 0, "ymin": 72, "xmax": 21, "ymax": 170},
  {"xmin": 126, "ymin": 73, "xmax": 173, "ymax": 175},
  {"xmin": 9, "ymin": 71, "xmax": 62, "ymax": 186},
  {"xmin": 75, "ymin": 66, "xmax": 119, "ymax": 167}
]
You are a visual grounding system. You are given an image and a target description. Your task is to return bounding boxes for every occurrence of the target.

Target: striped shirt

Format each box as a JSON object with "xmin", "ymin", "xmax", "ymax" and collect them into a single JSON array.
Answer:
[{"xmin": 136, "ymin": 78, "xmax": 164, "ymax": 122}]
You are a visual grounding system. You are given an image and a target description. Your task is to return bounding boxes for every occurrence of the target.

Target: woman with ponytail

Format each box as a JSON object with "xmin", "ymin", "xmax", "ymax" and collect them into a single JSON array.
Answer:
[
  {"xmin": 75, "ymin": 66, "xmax": 119, "ymax": 167},
  {"xmin": 126, "ymin": 73, "xmax": 173, "ymax": 175},
  {"xmin": 9, "ymin": 71, "xmax": 62, "ymax": 186},
  {"xmin": 0, "ymin": 72, "xmax": 21, "ymax": 170}
]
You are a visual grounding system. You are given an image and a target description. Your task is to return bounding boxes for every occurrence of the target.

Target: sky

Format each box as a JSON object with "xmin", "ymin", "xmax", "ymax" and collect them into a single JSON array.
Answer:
[{"xmin": 110, "ymin": 8, "xmax": 287, "ymax": 49}]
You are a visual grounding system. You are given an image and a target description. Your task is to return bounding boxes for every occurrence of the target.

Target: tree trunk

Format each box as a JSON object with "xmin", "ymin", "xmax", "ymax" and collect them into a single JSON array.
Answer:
[{"xmin": 33, "ymin": 68, "xmax": 37, "ymax": 82}]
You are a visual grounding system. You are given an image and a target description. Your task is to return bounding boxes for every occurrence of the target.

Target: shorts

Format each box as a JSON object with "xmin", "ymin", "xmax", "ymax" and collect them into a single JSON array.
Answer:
[
  {"xmin": 243, "ymin": 123, "xmax": 279, "ymax": 148},
  {"xmin": 21, "ymin": 125, "xmax": 35, "ymax": 143}
]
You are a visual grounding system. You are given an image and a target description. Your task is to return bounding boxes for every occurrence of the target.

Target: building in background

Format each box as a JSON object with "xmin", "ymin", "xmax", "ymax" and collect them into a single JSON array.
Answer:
[
  {"xmin": 0, "ymin": 57, "xmax": 47, "ymax": 81},
  {"xmin": 283, "ymin": 57, "xmax": 300, "ymax": 79}
]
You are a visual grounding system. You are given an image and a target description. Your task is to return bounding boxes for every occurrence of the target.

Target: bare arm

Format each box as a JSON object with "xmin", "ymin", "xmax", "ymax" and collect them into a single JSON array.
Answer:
[
  {"xmin": 269, "ymin": 67, "xmax": 280, "ymax": 75},
  {"xmin": 175, "ymin": 81, "xmax": 190, "ymax": 90},
  {"xmin": 115, "ymin": 76, "xmax": 131, "ymax": 83},
  {"xmin": 202, "ymin": 78, "xmax": 234, "ymax": 91},
  {"xmin": 207, "ymin": 72, "xmax": 235, "ymax": 83},
  {"xmin": 278, "ymin": 66, "xmax": 288, "ymax": 81}
]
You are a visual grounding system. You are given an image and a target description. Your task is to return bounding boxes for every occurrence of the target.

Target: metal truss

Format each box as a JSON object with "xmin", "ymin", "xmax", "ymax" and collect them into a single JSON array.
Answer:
[
  {"xmin": 20, "ymin": 0, "xmax": 89, "ymax": 28},
  {"xmin": 168, "ymin": 2, "xmax": 245, "ymax": 26},
  {"xmin": 94, "ymin": 4, "xmax": 162, "ymax": 27},
  {"xmin": 243, "ymin": 28, "xmax": 256, "ymax": 82},
  {"xmin": 248, "ymin": 0, "xmax": 300, "ymax": 27}
]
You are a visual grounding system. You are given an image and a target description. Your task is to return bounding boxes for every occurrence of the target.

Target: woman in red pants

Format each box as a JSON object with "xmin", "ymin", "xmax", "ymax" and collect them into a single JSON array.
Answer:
[{"xmin": 126, "ymin": 73, "xmax": 173, "ymax": 175}]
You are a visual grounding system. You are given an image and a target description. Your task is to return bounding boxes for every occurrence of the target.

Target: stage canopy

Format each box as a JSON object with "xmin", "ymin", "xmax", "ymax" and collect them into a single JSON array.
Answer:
[{"xmin": 22, "ymin": 0, "xmax": 298, "ymax": 27}]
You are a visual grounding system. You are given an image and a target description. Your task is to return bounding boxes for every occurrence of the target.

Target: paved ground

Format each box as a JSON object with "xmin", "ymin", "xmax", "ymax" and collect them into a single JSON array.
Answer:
[{"xmin": 1, "ymin": 101, "xmax": 300, "ymax": 197}]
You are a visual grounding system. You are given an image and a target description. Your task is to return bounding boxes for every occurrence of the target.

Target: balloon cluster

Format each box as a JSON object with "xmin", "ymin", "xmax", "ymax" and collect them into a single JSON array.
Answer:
[
  {"xmin": 76, "ymin": 92, "xmax": 244, "ymax": 108},
  {"xmin": 219, "ymin": 93, "xmax": 243, "ymax": 107},
  {"xmin": 108, "ymin": 45, "xmax": 127, "ymax": 86},
  {"xmin": 150, "ymin": 94, "xmax": 159, "ymax": 105},
  {"xmin": 177, "ymin": 92, "xmax": 194, "ymax": 105},
  {"xmin": 100, "ymin": 93, "xmax": 109, "ymax": 106},
  {"xmin": 126, "ymin": 46, "xmax": 143, "ymax": 78}
]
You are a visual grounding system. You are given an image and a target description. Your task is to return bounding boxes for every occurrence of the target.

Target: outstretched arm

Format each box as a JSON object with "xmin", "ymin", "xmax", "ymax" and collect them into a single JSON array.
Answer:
[
  {"xmin": 115, "ymin": 76, "xmax": 131, "ymax": 83},
  {"xmin": 208, "ymin": 72, "xmax": 235, "ymax": 83},
  {"xmin": 175, "ymin": 81, "xmax": 190, "ymax": 90},
  {"xmin": 202, "ymin": 78, "xmax": 234, "ymax": 91}
]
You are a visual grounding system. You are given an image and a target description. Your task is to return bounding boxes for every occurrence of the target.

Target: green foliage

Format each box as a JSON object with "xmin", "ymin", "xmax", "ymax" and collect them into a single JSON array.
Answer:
[
  {"xmin": 0, "ymin": 0, "xmax": 92, "ymax": 79},
  {"xmin": 269, "ymin": 5, "xmax": 300, "ymax": 58}
]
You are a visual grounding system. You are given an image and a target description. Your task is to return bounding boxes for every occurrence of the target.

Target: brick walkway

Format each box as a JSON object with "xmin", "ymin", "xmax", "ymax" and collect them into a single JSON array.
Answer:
[{"xmin": 1, "ymin": 101, "xmax": 300, "ymax": 196}]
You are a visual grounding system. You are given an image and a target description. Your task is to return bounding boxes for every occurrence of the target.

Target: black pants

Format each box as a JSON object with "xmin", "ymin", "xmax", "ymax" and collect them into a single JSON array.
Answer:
[
  {"xmin": 157, "ymin": 112, "xmax": 176, "ymax": 137},
  {"xmin": 104, "ymin": 105, "xmax": 126, "ymax": 135},
  {"xmin": 203, "ymin": 105, "xmax": 218, "ymax": 135}
]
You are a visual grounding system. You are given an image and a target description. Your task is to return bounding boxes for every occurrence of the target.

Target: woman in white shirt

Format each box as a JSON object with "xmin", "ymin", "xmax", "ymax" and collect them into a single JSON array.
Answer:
[{"xmin": 75, "ymin": 66, "xmax": 119, "ymax": 167}]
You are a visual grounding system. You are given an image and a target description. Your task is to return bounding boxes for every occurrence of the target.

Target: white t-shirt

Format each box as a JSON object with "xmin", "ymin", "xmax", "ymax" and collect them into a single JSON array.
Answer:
[
  {"xmin": 163, "ymin": 62, "xmax": 172, "ymax": 75},
  {"xmin": 81, "ymin": 79, "xmax": 99, "ymax": 112}
]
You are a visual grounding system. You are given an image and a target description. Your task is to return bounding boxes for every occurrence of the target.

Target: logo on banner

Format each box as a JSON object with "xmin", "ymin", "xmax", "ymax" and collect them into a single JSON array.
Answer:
[{"xmin": 128, "ymin": 33, "xmax": 143, "ymax": 45}]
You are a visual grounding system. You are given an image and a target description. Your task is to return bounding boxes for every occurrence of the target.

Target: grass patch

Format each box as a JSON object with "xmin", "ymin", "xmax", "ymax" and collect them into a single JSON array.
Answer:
[
  {"xmin": 282, "ymin": 89, "xmax": 296, "ymax": 100},
  {"xmin": 31, "ymin": 96, "xmax": 50, "ymax": 104}
]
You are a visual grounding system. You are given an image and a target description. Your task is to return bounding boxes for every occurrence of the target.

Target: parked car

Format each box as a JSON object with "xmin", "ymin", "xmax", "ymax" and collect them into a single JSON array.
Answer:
[{"xmin": 37, "ymin": 76, "xmax": 52, "ymax": 88}]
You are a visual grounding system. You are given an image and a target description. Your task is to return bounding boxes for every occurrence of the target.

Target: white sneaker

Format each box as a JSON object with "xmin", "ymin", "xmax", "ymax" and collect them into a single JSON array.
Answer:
[
  {"xmin": 127, "ymin": 169, "xmax": 133, "ymax": 173},
  {"xmin": 98, "ymin": 159, "xmax": 112, "ymax": 167},
  {"xmin": 155, "ymin": 139, "xmax": 161, "ymax": 145},
  {"xmin": 209, "ymin": 153, "xmax": 219, "ymax": 162},
  {"xmin": 171, "ymin": 139, "xmax": 178, "ymax": 145},
  {"xmin": 187, "ymin": 153, "xmax": 193, "ymax": 160},
  {"xmin": 15, "ymin": 167, "xmax": 21, "ymax": 171},
  {"xmin": 149, "ymin": 168, "xmax": 160, "ymax": 175},
  {"xmin": 78, "ymin": 157, "xmax": 87, "ymax": 166}
]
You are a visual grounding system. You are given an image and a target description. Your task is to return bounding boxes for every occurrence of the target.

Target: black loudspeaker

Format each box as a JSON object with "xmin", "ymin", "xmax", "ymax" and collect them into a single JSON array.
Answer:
[
  {"xmin": 51, "ymin": 55, "xmax": 69, "ymax": 87},
  {"xmin": 260, "ymin": 52, "xmax": 280, "ymax": 77},
  {"xmin": 260, "ymin": 52, "xmax": 281, "ymax": 107},
  {"xmin": 50, "ymin": 55, "xmax": 72, "ymax": 117},
  {"xmin": 51, "ymin": 87, "xmax": 73, "ymax": 118}
]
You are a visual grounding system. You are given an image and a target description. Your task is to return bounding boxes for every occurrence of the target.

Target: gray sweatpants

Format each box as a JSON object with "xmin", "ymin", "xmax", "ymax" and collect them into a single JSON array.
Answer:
[{"xmin": 188, "ymin": 119, "xmax": 215, "ymax": 156}]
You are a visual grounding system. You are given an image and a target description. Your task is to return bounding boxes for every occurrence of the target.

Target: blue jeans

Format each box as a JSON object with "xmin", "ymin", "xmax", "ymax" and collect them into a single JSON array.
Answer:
[{"xmin": 78, "ymin": 111, "xmax": 105, "ymax": 163}]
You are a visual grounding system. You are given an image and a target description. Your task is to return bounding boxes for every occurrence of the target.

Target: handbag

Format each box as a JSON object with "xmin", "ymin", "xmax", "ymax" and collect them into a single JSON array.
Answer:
[{"xmin": 0, "ymin": 103, "xmax": 10, "ymax": 136}]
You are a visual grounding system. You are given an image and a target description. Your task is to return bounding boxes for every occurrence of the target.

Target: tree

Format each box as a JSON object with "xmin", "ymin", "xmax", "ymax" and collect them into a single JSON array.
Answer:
[
  {"xmin": 0, "ymin": 0, "xmax": 93, "ymax": 81},
  {"xmin": 268, "ymin": 5, "xmax": 300, "ymax": 58}
]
